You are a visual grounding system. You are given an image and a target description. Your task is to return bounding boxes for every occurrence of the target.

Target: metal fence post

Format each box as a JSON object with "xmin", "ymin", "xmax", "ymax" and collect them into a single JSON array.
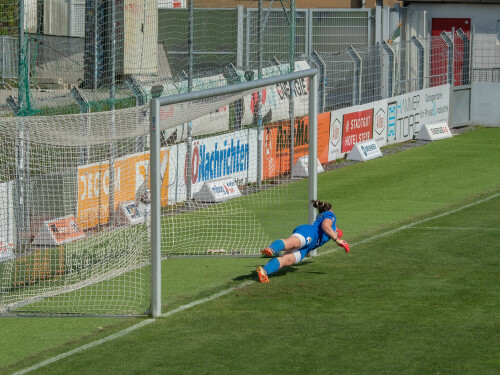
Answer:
[
  {"xmin": 456, "ymin": 28, "xmax": 470, "ymax": 85},
  {"xmin": 310, "ymin": 51, "xmax": 326, "ymax": 113},
  {"xmin": 237, "ymin": 5, "xmax": 244, "ymax": 68},
  {"xmin": 70, "ymin": 87, "xmax": 90, "ymax": 166},
  {"xmin": 382, "ymin": 41, "xmax": 395, "ymax": 98},
  {"xmin": 126, "ymin": 78, "xmax": 148, "ymax": 152},
  {"xmin": 347, "ymin": 46, "xmax": 362, "ymax": 105},
  {"xmin": 441, "ymin": 30, "xmax": 454, "ymax": 86},
  {"xmin": 411, "ymin": 36, "xmax": 424, "ymax": 90}
]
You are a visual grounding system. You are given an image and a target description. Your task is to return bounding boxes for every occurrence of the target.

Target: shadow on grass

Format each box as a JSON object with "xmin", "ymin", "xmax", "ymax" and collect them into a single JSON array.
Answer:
[{"xmin": 233, "ymin": 260, "xmax": 319, "ymax": 283}]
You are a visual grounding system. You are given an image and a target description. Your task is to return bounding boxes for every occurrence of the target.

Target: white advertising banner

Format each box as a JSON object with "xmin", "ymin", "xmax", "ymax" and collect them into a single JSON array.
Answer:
[
  {"xmin": 387, "ymin": 84, "xmax": 450, "ymax": 145},
  {"xmin": 193, "ymin": 178, "xmax": 242, "ymax": 203},
  {"xmin": 241, "ymin": 61, "xmax": 311, "ymax": 126},
  {"xmin": 328, "ymin": 84, "xmax": 450, "ymax": 161},
  {"xmin": 156, "ymin": 74, "xmax": 231, "ymax": 142},
  {"xmin": 328, "ymin": 101, "xmax": 387, "ymax": 162},
  {"xmin": 162, "ymin": 104, "xmax": 230, "ymax": 143},
  {"xmin": 169, "ymin": 128, "xmax": 258, "ymax": 203},
  {"xmin": 416, "ymin": 122, "xmax": 453, "ymax": 141},
  {"xmin": 347, "ymin": 139, "xmax": 383, "ymax": 161}
]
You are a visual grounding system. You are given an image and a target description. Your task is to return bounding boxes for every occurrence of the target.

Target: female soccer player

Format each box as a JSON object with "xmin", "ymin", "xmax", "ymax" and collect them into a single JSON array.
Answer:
[{"xmin": 256, "ymin": 199, "xmax": 350, "ymax": 283}]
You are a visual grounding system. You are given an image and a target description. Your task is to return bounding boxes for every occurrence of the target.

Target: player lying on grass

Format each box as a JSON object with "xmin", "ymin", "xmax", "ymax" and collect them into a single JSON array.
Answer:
[{"xmin": 256, "ymin": 199, "xmax": 350, "ymax": 283}]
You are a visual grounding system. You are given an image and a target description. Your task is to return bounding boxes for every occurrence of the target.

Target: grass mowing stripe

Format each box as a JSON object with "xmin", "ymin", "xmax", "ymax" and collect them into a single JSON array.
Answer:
[{"xmin": 11, "ymin": 191, "xmax": 499, "ymax": 375}]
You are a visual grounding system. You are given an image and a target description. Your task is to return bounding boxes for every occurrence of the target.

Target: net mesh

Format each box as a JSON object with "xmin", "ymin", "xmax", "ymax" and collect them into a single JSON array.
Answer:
[{"xmin": 0, "ymin": 60, "xmax": 313, "ymax": 315}]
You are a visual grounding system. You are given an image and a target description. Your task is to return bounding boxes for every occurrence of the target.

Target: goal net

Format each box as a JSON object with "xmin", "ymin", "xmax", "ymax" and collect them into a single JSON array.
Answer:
[{"xmin": 0, "ymin": 65, "xmax": 317, "ymax": 316}]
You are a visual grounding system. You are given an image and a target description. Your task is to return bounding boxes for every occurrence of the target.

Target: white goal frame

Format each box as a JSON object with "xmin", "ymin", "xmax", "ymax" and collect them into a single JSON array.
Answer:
[{"xmin": 149, "ymin": 68, "xmax": 319, "ymax": 317}]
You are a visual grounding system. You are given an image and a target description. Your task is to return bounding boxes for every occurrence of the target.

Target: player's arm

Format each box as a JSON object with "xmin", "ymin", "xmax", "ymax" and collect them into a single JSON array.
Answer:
[{"xmin": 321, "ymin": 219, "xmax": 350, "ymax": 253}]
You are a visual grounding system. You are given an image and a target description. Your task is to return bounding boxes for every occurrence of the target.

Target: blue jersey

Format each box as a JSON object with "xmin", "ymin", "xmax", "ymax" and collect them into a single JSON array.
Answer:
[
  {"xmin": 292, "ymin": 211, "xmax": 337, "ymax": 251},
  {"xmin": 313, "ymin": 211, "xmax": 337, "ymax": 247}
]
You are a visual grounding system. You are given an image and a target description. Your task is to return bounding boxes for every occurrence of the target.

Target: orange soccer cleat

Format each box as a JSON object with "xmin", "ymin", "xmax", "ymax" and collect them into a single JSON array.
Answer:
[
  {"xmin": 256, "ymin": 266, "xmax": 269, "ymax": 283},
  {"xmin": 260, "ymin": 247, "xmax": 275, "ymax": 258}
]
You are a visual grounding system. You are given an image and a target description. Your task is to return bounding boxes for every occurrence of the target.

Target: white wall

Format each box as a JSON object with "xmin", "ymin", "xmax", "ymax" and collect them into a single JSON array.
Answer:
[
  {"xmin": 470, "ymin": 82, "xmax": 500, "ymax": 127},
  {"xmin": 405, "ymin": 3, "xmax": 500, "ymax": 34}
]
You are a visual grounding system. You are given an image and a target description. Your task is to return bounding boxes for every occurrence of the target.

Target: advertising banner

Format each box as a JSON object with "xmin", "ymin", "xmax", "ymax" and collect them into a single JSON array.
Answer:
[
  {"xmin": 262, "ymin": 112, "xmax": 330, "ymax": 180},
  {"xmin": 170, "ymin": 129, "xmax": 258, "ymax": 203},
  {"xmin": 241, "ymin": 61, "xmax": 311, "ymax": 126},
  {"xmin": 32, "ymin": 215, "xmax": 86, "ymax": 246},
  {"xmin": 77, "ymin": 149, "xmax": 169, "ymax": 229},
  {"xmin": 387, "ymin": 84, "xmax": 450, "ymax": 144},
  {"xmin": 416, "ymin": 122, "xmax": 452, "ymax": 141},
  {"xmin": 329, "ymin": 102, "xmax": 386, "ymax": 161},
  {"xmin": 347, "ymin": 140, "xmax": 383, "ymax": 161},
  {"xmin": 161, "ymin": 104, "xmax": 230, "ymax": 143},
  {"xmin": 341, "ymin": 108, "xmax": 374, "ymax": 153},
  {"xmin": 328, "ymin": 84, "xmax": 450, "ymax": 160}
]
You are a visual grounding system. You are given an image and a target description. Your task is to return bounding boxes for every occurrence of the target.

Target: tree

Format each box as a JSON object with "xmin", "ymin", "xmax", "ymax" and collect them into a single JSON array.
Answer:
[{"xmin": 0, "ymin": 0, "xmax": 19, "ymax": 36}]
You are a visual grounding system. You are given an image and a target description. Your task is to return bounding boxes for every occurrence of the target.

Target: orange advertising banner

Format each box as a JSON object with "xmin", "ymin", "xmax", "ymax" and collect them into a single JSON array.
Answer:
[
  {"xmin": 77, "ymin": 149, "xmax": 169, "ymax": 229},
  {"xmin": 263, "ymin": 112, "xmax": 330, "ymax": 180}
]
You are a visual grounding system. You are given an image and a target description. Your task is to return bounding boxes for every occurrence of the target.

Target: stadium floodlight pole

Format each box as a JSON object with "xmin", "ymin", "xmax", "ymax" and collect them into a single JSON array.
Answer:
[
  {"xmin": 150, "ymin": 68, "xmax": 318, "ymax": 317},
  {"xmin": 308, "ymin": 73, "xmax": 318, "ymax": 257}
]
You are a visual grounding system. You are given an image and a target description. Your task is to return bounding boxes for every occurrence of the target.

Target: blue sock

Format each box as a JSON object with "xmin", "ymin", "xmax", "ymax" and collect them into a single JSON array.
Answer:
[
  {"xmin": 269, "ymin": 239, "xmax": 285, "ymax": 253},
  {"xmin": 263, "ymin": 258, "xmax": 281, "ymax": 276}
]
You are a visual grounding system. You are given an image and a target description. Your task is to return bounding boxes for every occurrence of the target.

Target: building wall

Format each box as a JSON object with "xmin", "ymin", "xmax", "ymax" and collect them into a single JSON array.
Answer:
[
  {"xmin": 470, "ymin": 82, "xmax": 500, "ymax": 126},
  {"xmin": 405, "ymin": 3, "xmax": 499, "ymax": 33},
  {"xmin": 195, "ymin": 0, "xmax": 402, "ymax": 9}
]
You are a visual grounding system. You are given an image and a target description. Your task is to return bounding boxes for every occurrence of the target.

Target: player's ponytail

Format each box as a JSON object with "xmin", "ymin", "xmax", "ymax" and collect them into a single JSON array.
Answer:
[{"xmin": 312, "ymin": 200, "xmax": 332, "ymax": 213}]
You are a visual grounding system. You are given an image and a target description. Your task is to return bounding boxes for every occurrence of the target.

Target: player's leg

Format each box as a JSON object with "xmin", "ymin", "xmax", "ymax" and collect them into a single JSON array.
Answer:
[
  {"xmin": 256, "ymin": 246, "xmax": 312, "ymax": 283},
  {"xmin": 257, "ymin": 226, "xmax": 317, "ymax": 283},
  {"xmin": 257, "ymin": 235, "xmax": 301, "ymax": 282},
  {"xmin": 260, "ymin": 232, "xmax": 302, "ymax": 257}
]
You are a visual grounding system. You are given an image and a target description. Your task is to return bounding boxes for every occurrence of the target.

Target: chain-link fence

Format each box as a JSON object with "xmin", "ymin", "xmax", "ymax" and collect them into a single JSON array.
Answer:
[
  {"xmin": 1, "ymin": 1, "xmax": 499, "ymax": 117},
  {"xmin": 309, "ymin": 29, "xmax": 499, "ymax": 112}
]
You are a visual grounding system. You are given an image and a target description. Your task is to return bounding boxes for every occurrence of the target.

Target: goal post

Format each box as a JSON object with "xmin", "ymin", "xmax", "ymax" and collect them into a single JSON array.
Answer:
[{"xmin": 149, "ymin": 68, "xmax": 319, "ymax": 317}]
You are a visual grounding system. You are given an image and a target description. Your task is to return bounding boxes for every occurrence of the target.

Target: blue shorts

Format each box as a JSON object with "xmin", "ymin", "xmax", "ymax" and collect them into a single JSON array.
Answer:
[{"xmin": 291, "ymin": 224, "xmax": 319, "ymax": 262}]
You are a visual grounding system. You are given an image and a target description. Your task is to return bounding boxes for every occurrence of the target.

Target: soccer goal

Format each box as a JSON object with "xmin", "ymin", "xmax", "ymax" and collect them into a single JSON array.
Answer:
[
  {"xmin": 0, "ymin": 67, "xmax": 319, "ymax": 317},
  {"xmin": 149, "ymin": 68, "xmax": 319, "ymax": 317}
]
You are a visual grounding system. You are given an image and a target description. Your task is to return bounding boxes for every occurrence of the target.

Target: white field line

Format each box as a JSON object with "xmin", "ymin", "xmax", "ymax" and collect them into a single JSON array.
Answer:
[
  {"xmin": 317, "ymin": 191, "xmax": 500, "ymax": 256},
  {"xmin": 408, "ymin": 227, "xmax": 500, "ymax": 231},
  {"xmin": 11, "ymin": 192, "xmax": 500, "ymax": 375},
  {"xmin": 11, "ymin": 280, "xmax": 254, "ymax": 375}
]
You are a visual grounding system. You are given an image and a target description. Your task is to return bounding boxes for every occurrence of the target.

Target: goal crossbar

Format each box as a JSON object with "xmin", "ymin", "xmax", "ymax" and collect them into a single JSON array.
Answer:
[{"xmin": 149, "ymin": 68, "xmax": 319, "ymax": 317}]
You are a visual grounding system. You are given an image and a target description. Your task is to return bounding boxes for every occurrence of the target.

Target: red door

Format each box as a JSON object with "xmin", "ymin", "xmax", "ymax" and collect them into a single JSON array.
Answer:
[{"xmin": 431, "ymin": 18, "xmax": 471, "ymax": 86}]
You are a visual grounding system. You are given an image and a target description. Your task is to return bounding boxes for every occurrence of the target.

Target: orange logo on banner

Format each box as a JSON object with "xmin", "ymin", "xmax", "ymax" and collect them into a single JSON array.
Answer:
[
  {"xmin": 47, "ymin": 216, "xmax": 85, "ymax": 243},
  {"xmin": 263, "ymin": 113, "xmax": 330, "ymax": 180},
  {"xmin": 77, "ymin": 150, "xmax": 169, "ymax": 229}
]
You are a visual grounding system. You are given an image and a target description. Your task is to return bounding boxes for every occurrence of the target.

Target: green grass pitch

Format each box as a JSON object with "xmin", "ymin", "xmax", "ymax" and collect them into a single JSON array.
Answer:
[{"xmin": 1, "ymin": 127, "xmax": 499, "ymax": 374}]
